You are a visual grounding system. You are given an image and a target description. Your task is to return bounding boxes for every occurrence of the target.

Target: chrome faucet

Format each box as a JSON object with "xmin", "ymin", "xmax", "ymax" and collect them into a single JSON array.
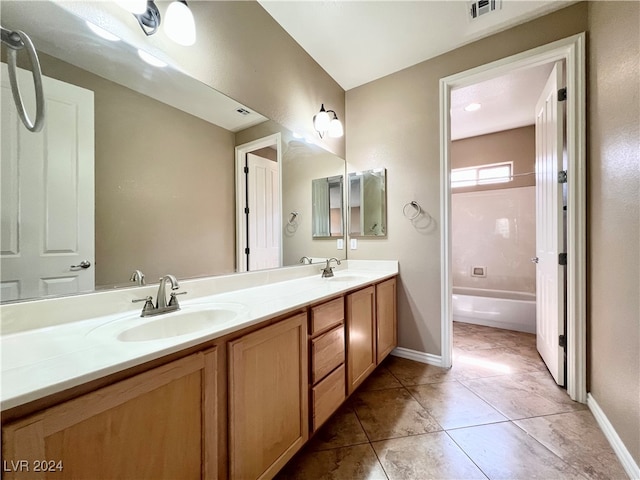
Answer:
[
  {"xmin": 132, "ymin": 274, "xmax": 187, "ymax": 317},
  {"xmin": 321, "ymin": 258, "xmax": 341, "ymax": 278},
  {"xmin": 130, "ymin": 269, "xmax": 145, "ymax": 286},
  {"xmin": 299, "ymin": 256, "xmax": 313, "ymax": 265}
]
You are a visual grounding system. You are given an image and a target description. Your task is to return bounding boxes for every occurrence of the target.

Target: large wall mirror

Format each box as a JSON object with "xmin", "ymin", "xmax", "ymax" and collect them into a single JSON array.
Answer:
[
  {"xmin": 348, "ymin": 168, "xmax": 387, "ymax": 237},
  {"xmin": 0, "ymin": 1, "xmax": 346, "ymax": 303}
]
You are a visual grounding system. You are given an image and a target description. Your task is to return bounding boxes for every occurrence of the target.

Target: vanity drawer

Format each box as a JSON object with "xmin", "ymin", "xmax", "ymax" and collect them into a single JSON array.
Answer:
[
  {"xmin": 311, "ymin": 364, "xmax": 346, "ymax": 432},
  {"xmin": 311, "ymin": 324, "xmax": 345, "ymax": 384},
  {"xmin": 310, "ymin": 297, "xmax": 344, "ymax": 335}
]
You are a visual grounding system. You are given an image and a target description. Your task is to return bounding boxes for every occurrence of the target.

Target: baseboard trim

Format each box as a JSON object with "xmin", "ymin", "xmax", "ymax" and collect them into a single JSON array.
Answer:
[
  {"xmin": 587, "ymin": 393, "xmax": 640, "ymax": 479},
  {"xmin": 391, "ymin": 347, "xmax": 443, "ymax": 367}
]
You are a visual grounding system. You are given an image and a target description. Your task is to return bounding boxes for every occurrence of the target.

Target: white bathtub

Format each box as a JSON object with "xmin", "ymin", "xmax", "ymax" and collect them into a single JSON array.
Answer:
[{"xmin": 452, "ymin": 287, "xmax": 536, "ymax": 334}]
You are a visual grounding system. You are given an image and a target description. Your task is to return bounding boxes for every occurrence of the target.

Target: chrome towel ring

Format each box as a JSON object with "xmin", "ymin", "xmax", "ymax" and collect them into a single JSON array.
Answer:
[
  {"xmin": 1, "ymin": 27, "xmax": 45, "ymax": 132},
  {"xmin": 403, "ymin": 201, "xmax": 422, "ymax": 220}
]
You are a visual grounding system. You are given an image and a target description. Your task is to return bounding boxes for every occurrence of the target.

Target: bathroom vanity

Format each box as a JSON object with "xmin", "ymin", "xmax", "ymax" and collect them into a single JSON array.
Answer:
[{"xmin": 0, "ymin": 261, "xmax": 397, "ymax": 479}]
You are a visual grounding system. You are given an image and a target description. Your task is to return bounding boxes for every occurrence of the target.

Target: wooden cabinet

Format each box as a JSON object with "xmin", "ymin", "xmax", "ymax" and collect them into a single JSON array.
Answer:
[
  {"xmin": 1, "ymin": 351, "xmax": 218, "ymax": 480},
  {"xmin": 228, "ymin": 313, "xmax": 308, "ymax": 480},
  {"xmin": 309, "ymin": 297, "xmax": 346, "ymax": 432},
  {"xmin": 346, "ymin": 285, "xmax": 377, "ymax": 394},
  {"xmin": 310, "ymin": 296, "xmax": 344, "ymax": 334},
  {"xmin": 376, "ymin": 277, "xmax": 397, "ymax": 363}
]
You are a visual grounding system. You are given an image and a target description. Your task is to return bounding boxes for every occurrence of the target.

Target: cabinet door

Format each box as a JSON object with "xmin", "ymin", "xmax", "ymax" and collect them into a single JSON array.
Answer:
[
  {"xmin": 346, "ymin": 286, "xmax": 376, "ymax": 394},
  {"xmin": 377, "ymin": 277, "xmax": 397, "ymax": 363},
  {"xmin": 228, "ymin": 313, "xmax": 308, "ymax": 480},
  {"xmin": 2, "ymin": 351, "xmax": 218, "ymax": 480}
]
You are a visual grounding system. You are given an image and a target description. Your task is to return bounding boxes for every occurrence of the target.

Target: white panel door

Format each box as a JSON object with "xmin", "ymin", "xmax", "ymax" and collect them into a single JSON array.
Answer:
[
  {"xmin": 534, "ymin": 61, "xmax": 565, "ymax": 386},
  {"xmin": 247, "ymin": 153, "xmax": 280, "ymax": 271},
  {"xmin": 1, "ymin": 64, "xmax": 94, "ymax": 301}
]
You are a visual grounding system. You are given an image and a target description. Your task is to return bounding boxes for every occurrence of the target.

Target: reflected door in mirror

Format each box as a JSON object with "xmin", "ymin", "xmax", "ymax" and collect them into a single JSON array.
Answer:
[
  {"xmin": 348, "ymin": 169, "xmax": 386, "ymax": 237},
  {"xmin": 1, "ymin": 66, "xmax": 95, "ymax": 301},
  {"xmin": 312, "ymin": 175, "xmax": 343, "ymax": 238}
]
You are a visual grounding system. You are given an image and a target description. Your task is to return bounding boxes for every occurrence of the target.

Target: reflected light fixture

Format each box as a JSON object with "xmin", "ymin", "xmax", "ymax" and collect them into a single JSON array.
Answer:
[
  {"xmin": 464, "ymin": 102, "xmax": 482, "ymax": 112},
  {"xmin": 137, "ymin": 49, "xmax": 167, "ymax": 67},
  {"xmin": 86, "ymin": 21, "xmax": 121, "ymax": 42},
  {"xmin": 313, "ymin": 104, "xmax": 344, "ymax": 139},
  {"xmin": 132, "ymin": 0, "xmax": 196, "ymax": 45}
]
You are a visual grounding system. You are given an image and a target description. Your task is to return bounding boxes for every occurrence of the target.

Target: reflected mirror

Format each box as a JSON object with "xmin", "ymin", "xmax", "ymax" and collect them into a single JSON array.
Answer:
[
  {"xmin": 348, "ymin": 168, "xmax": 387, "ymax": 237},
  {"xmin": 312, "ymin": 175, "xmax": 344, "ymax": 238},
  {"xmin": 0, "ymin": 1, "xmax": 346, "ymax": 303}
]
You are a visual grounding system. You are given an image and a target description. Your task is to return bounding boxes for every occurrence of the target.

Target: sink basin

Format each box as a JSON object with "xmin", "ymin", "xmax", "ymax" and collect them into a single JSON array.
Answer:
[{"xmin": 89, "ymin": 304, "xmax": 246, "ymax": 342}]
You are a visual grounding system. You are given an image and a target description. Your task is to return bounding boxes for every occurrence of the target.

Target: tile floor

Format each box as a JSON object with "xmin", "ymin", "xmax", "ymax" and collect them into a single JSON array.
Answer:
[{"xmin": 276, "ymin": 322, "xmax": 628, "ymax": 480}]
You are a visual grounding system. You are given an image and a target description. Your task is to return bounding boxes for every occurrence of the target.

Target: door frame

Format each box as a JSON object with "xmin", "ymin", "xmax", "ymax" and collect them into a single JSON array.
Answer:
[
  {"xmin": 439, "ymin": 33, "xmax": 586, "ymax": 402},
  {"xmin": 235, "ymin": 133, "xmax": 282, "ymax": 272}
]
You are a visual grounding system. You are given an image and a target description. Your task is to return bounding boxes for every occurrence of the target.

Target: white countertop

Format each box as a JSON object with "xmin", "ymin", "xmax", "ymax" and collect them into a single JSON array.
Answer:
[{"xmin": 0, "ymin": 261, "xmax": 397, "ymax": 411}]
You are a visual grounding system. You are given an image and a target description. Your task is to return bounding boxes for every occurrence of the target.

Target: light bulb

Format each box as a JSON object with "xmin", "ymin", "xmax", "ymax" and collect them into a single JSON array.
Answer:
[
  {"xmin": 116, "ymin": 0, "xmax": 147, "ymax": 14},
  {"xmin": 314, "ymin": 106, "xmax": 331, "ymax": 133},
  {"xmin": 328, "ymin": 117, "xmax": 344, "ymax": 138},
  {"xmin": 164, "ymin": 1, "xmax": 196, "ymax": 46}
]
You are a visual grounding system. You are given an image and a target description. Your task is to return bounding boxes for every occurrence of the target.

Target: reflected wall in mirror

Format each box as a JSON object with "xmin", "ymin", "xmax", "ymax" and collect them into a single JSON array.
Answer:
[
  {"xmin": 0, "ymin": 1, "xmax": 345, "ymax": 303},
  {"xmin": 348, "ymin": 168, "xmax": 387, "ymax": 237},
  {"xmin": 312, "ymin": 175, "xmax": 344, "ymax": 239}
]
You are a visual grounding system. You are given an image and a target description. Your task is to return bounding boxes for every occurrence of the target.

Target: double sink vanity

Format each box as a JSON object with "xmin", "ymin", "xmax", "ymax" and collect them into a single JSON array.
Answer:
[{"xmin": 1, "ymin": 260, "xmax": 398, "ymax": 479}]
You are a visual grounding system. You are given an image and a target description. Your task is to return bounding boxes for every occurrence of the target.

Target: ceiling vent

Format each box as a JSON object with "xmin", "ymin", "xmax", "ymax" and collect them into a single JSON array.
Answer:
[
  {"xmin": 469, "ymin": 0, "xmax": 501, "ymax": 19},
  {"xmin": 235, "ymin": 107, "xmax": 251, "ymax": 116}
]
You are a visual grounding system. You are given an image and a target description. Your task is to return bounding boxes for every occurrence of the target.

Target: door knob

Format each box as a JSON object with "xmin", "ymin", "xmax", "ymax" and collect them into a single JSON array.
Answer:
[
  {"xmin": 70, "ymin": 260, "xmax": 91, "ymax": 270},
  {"xmin": 530, "ymin": 257, "xmax": 539, "ymax": 264}
]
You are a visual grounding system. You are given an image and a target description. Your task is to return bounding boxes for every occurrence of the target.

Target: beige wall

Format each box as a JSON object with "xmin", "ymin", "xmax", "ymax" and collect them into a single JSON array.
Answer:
[
  {"xmin": 451, "ymin": 126, "xmax": 536, "ymax": 193},
  {"xmin": 452, "ymin": 187, "xmax": 536, "ymax": 293},
  {"xmin": 587, "ymin": 1, "xmax": 640, "ymax": 464},
  {"xmin": 36, "ymin": 54, "xmax": 236, "ymax": 287},
  {"xmin": 346, "ymin": 3, "xmax": 588, "ymax": 355}
]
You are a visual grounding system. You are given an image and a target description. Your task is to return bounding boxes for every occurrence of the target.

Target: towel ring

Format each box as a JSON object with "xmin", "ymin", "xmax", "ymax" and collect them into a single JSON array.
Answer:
[
  {"xmin": 403, "ymin": 201, "xmax": 421, "ymax": 220},
  {"xmin": 1, "ymin": 27, "xmax": 45, "ymax": 132},
  {"xmin": 288, "ymin": 212, "xmax": 299, "ymax": 225}
]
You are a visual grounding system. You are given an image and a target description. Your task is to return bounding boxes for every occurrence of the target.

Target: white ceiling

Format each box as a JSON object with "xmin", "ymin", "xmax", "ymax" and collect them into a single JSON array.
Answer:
[
  {"xmin": 258, "ymin": 0, "xmax": 573, "ymax": 91},
  {"xmin": 258, "ymin": 0, "xmax": 571, "ymax": 139},
  {"xmin": 450, "ymin": 62, "xmax": 554, "ymax": 139}
]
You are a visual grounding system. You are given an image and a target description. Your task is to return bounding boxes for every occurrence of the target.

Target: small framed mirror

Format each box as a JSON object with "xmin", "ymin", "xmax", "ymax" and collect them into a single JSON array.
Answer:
[
  {"xmin": 312, "ymin": 175, "xmax": 344, "ymax": 238},
  {"xmin": 348, "ymin": 168, "xmax": 387, "ymax": 237}
]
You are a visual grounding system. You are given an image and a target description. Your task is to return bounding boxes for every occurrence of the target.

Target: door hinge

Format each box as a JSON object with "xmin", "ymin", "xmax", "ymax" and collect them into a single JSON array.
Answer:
[
  {"xmin": 244, "ymin": 207, "xmax": 250, "ymax": 214},
  {"xmin": 558, "ymin": 170, "xmax": 567, "ymax": 183},
  {"xmin": 559, "ymin": 334, "xmax": 566, "ymax": 349},
  {"xmin": 244, "ymin": 166, "xmax": 249, "ymax": 174},
  {"xmin": 244, "ymin": 247, "xmax": 250, "ymax": 255},
  {"xmin": 558, "ymin": 88, "xmax": 567, "ymax": 101},
  {"xmin": 559, "ymin": 253, "xmax": 567, "ymax": 266}
]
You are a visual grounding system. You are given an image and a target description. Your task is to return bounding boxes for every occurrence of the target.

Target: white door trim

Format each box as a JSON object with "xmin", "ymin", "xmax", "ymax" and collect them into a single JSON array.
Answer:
[
  {"xmin": 439, "ymin": 33, "xmax": 586, "ymax": 402},
  {"xmin": 235, "ymin": 133, "xmax": 282, "ymax": 272}
]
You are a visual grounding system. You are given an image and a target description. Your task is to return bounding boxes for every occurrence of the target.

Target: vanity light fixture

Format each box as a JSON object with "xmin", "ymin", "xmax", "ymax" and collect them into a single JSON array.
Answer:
[
  {"xmin": 164, "ymin": 1, "xmax": 196, "ymax": 46},
  {"xmin": 313, "ymin": 104, "xmax": 344, "ymax": 139},
  {"xmin": 116, "ymin": 0, "xmax": 148, "ymax": 14},
  {"xmin": 132, "ymin": 0, "xmax": 196, "ymax": 46},
  {"xmin": 464, "ymin": 102, "xmax": 482, "ymax": 112}
]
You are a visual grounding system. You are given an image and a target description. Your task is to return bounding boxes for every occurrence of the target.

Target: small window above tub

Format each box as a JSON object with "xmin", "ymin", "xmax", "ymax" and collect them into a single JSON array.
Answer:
[{"xmin": 451, "ymin": 162, "xmax": 513, "ymax": 188}]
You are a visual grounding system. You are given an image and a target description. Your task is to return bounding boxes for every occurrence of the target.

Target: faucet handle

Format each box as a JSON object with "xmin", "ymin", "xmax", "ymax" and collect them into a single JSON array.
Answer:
[
  {"xmin": 132, "ymin": 296, "xmax": 153, "ymax": 304},
  {"xmin": 132, "ymin": 296, "xmax": 155, "ymax": 314},
  {"xmin": 168, "ymin": 290, "xmax": 187, "ymax": 307}
]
